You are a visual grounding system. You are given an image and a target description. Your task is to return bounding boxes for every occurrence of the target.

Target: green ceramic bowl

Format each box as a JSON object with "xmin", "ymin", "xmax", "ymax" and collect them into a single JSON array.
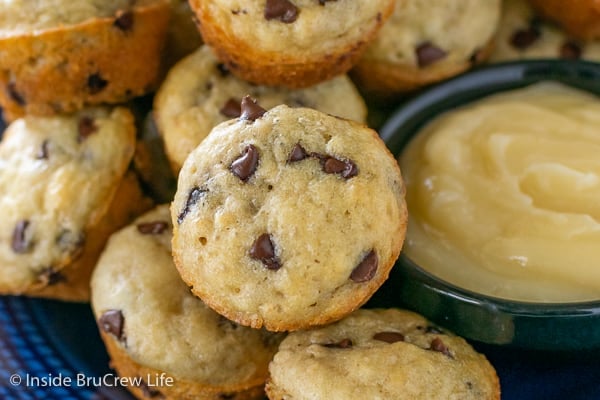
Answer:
[{"xmin": 377, "ymin": 60, "xmax": 600, "ymax": 352}]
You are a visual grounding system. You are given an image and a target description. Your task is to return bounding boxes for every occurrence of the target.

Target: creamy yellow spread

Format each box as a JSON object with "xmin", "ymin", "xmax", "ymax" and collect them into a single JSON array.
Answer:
[{"xmin": 400, "ymin": 82, "xmax": 600, "ymax": 302}]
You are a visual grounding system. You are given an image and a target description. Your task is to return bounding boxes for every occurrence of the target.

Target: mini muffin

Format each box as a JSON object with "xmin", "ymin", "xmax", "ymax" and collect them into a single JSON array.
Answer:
[
  {"xmin": 154, "ymin": 45, "xmax": 367, "ymax": 174},
  {"xmin": 490, "ymin": 0, "xmax": 600, "ymax": 62},
  {"xmin": 164, "ymin": 0, "xmax": 203, "ymax": 68},
  {"xmin": 0, "ymin": 0, "xmax": 170, "ymax": 120},
  {"xmin": 171, "ymin": 102, "xmax": 407, "ymax": 331},
  {"xmin": 189, "ymin": 0, "xmax": 395, "ymax": 88},
  {"xmin": 92, "ymin": 205, "xmax": 283, "ymax": 400},
  {"xmin": 0, "ymin": 107, "xmax": 152, "ymax": 301},
  {"xmin": 351, "ymin": 0, "xmax": 501, "ymax": 96},
  {"xmin": 266, "ymin": 308, "xmax": 501, "ymax": 400},
  {"xmin": 528, "ymin": 0, "xmax": 600, "ymax": 41}
]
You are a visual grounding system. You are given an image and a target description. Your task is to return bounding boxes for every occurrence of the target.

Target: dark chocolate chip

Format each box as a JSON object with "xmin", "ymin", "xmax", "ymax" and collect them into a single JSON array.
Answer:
[
  {"xmin": 216, "ymin": 63, "xmax": 230, "ymax": 76},
  {"xmin": 98, "ymin": 310, "xmax": 125, "ymax": 341},
  {"xmin": 231, "ymin": 144, "xmax": 259, "ymax": 181},
  {"xmin": 323, "ymin": 156, "xmax": 358, "ymax": 179},
  {"xmin": 510, "ymin": 27, "xmax": 540, "ymax": 50},
  {"xmin": 37, "ymin": 267, "xmax": 66, "ymax": 286},
  {"xmin": 139, "ymin": 380, "xmax": 164, "ymax": 399},
  {"xmin": 264, "ymin": 0, "xmax": 299, "ymax": 23},
  {"xmin": 78, "ymin": 116, "xmax": 97, "ymax": 142},
  {"xmin": 323, "ymin": 338, "xmax": 353, "ymax": 348},
  {"xmin": 240, "ymin": 96, "xmax": 266, "ymax": 121},
  {"xmin": 430, "ymin": 337, "xmax": 452, "ymax": 357},
  {"xmin": 425, "ymin": 325, "xmax": 444, "ymax": 334},
  {"xmin": 373, "ymin": 331, "xmax": 405, "ymax": 343},
  {"xmin": 288, "ymin": 143, "xmax": 309, "ymax": 162},
  {"xmin": 87, "ymin": 73, "xmax": 108, "ymax": 94},
  {"xmin": 114, "ymin": 9, "xmax": 134, "ymax": 31},
  {"xmin": 318, "ymin": 0, "xmax": 337, "ymax": 4},
  {"xmin": 249, "ymin": 233, "xmax": 281, "ymax": 270},
  {"xmin": 7, "ymin": 82, "xmax": 25, "ymax": 106},
  {"xmin": 137, "ymin": 221, "xmax": 169, "ymax": 235},
  {"xmin": 220, "ymin": 98, "xmax": 242, "ymax": 118},
  {"xmin": 36, "ymin": 140, "xmax": 49, "ymax": 160},
  {"xmin": 11, "ymin": 220, "xmax": 32, "ymax": 254},
  {"xmin": 177, "ymin": 187, "xmax": 208, "ymax": 224},
  {"xmin": 415, "ymin": 42, "xmax": 447, "ymax": 68},
  {"xmin": 350, "ymin": 250, "xmax": 378, "ymax": 282},
  {"xmin": 560, "ymin": 41, "xmax": 582, "ymax": 59},
  {"xmin": 219, "ymin": 394, "xmax": 236, "ymax": 400}
]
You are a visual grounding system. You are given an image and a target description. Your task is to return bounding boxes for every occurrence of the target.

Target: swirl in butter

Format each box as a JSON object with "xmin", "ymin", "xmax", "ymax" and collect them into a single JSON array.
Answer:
[{"xmin": 400, "ymin": 82, "xmax": 600, "ymax": 302}]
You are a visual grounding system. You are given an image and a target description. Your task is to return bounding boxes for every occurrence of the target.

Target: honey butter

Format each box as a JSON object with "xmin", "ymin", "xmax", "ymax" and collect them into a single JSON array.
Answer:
[{"xmin": 400, "ymin": 82, "xmax": 600, "ymax": 302}]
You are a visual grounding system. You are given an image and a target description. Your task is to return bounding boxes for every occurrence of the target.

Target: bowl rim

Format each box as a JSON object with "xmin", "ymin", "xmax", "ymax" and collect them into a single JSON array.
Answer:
[{"xmin": 379, "ymin": 59, "xmax": 600, "ymax": 349}]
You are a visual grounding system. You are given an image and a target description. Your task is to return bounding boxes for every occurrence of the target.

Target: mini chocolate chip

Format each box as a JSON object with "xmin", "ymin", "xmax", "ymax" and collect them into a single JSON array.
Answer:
[
  {"xmin": 415, "ymin": 42, "xmax": 447, "ymax": 68},
  {"xmin": 35, "ymin": 140, "xmax": 49, "ymax": 160},
  {"xmin": 87, "ymin": 73, "xmax": 108, "ymax": 94},
  {"xmin": 177, "ymin": 186, "xmax": 208, "ymax": 224},
  {"xmin": 219, "ymin": 394, "xmax": 236, "ymax": 400},
  {"xmin": 231, "ymin": 144, "xmax": 259, "ymax": 181},
  {"xmin": 78, "ymin": 116, "xmax": 97, "ymax": 142},
  {"xmin": 249, "ymin": 233, "xmax": 281, "ymax": 270},
  {"xmin": 323, "ymin": 338, "xmax": 353, "ymax": 348},
  {"xmin": 288, "ymin": 143, "xmax": 309, "ymax": 162},
  {"xmin": 137, "ymin": 221, "xmax": 169, "ymax": 235},
  {"xmin": 350, "ymin": 250, "xmax": 378, "ymax": 282},
  {"xmin": 240, "ymin": 96, "xmax": 266, "ymax": 121},
  {"xmin": 510, "ymin": 27, "xmax": 540, "ymax": 50},
  {"xmin": 264, "ymin": 0, "xmax": 299, "ymax": 23},
  {"xmin": 220, "ymin": 98, "xmax": 242, "ymax": 118},
  {"xmin": 430, "ymin": 337, "xmax": 452, "ymax": 357},
  {"xmin": 425, "ymin": 325, "xmax": 444, "ymax": 334},
  {"xmin": 216, "ymin": 63, "xmax": 230, "ymax": 76},
  {"xmin": 114, "ymin": 9, "xmax": 134, "ymax": 31},
  {"xmin": 11, "ymin": 220, "xmax": 32, "ymax": 254},
  {"xmin": 323, "ymin": 156, "xmax": 358, "ymax": 179},
  {"xmin": 373, "ymin": 331, "xmax": 405, "ymax": 343},
  {"xmin": 560, "ymin": 41, "xmax": 582, "ymax": 59},
  {"xmin": 318, "ymin": 0, "xmax": 337, "ymax": 4},
  {"xmin": 7, "ymin": 82, "xmax": 25, "ymax": 106},
  {"xmin": 139, "ymin": 380, "xmax": 164, "ymax": 399},
  {"xmin": 98, "ymin": 310, "xmax": 125, "ymax": 341},
  {"xmin": 37, "ymin": 267, "xmax": 66, "ymax": 286}
]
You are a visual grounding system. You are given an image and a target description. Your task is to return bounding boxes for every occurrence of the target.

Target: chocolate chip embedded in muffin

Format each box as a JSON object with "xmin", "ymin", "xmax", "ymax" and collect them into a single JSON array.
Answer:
[
  {"xmin": 560, "ymin": 40, "xmax": 582, "ymax": 59},
  {"xmin": 220, "ymin": 98, "xmax": 242, "ymax": 118},
  {"xmin": 98, "ymin": 309, "xmax": 125, "ymax": 341},
  {"xmin": 78, "ymin": 116, "xmax": 97, "ymax": 142},
  {"xmin": 264, "ymin": 0, "xmax": 299, "ymax": 23},
  {"xmin": 137, "ymin": 221, "xmax": 169, "ymax": 235},
  {"xmin": 230, "ymin": 144, "xmax": 259, "ymax": 181},
  {"xmin": 87, "ymin": 73, "xmax": 109, "ymax": 95},
  {"xmin": 114, "ymin": 9, "xmax": 134, "ymax": 31},
  {"xmin": 415, "ymin": 42, "xmax": 448, "ymax": 68},
  {"xmin": 350, "ymin": 250, "xmax": 378, "ymax": 282},
  {"xmin": 11, "ymin": 220, "xmax": 32, "ymax": 254},
  {"xmin": 373, "ymin": 331, "xmax": 405, "ymax": 343},
  {"xmin": 240, "ymin": 96, "xmax": 267, "ymax": 121},
  {"xmin": 177, "ymin": 186, "xmax": 208, "ymax": 224},
  {"xmin": 249, "ymin": 234, "xmax": 281, "ymax": 270}
]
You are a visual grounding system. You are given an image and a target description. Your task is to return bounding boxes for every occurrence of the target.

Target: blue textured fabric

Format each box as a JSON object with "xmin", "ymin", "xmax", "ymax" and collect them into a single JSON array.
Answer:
[{"xmin": 0, "ymin": 296, "xmax": 598, "ymax": 399}]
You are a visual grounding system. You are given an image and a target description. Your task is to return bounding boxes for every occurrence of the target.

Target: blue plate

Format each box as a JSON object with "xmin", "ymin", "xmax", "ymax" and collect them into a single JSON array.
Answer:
[{"xmin": 1, "ymin": 294, "xmax": 599, "ymax": 399}]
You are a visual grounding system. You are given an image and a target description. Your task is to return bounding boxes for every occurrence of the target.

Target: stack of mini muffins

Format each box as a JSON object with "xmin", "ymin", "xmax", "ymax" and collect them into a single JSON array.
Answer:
[{"xmin": 9, "ymin": 0, "xmax": 598, "ymax": 398}]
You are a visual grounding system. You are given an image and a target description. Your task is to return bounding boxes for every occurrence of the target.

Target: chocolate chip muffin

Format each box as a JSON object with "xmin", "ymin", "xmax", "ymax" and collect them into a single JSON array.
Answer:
[
  {"xmin": 171, "ymin": 102, "xmax": 407, "ymax": 331},
  {"xmin": 490, "ymin": 0, "xmax": 600, "ymax": 62},
  {"xmin": 528, "ymin": 0, "xmax": 600, "ymax": 41},
  {"xmin": 266, "ymin": 308, "xmax": 501, "ymax": 400},
  {"xmin": 189, "ymin": 0, "xmax": 395, "ymax": 88},
  {"xmin": 351, "ymin": 0, "xmax": 501, "ymax": 97},
  {"xmin": 92, "ymin": 205, "xmax": 283, "ymax": 400},
  {"xmin": 154, "ymin": 45, "xmax": 368, "ymax": 174},
  {"xmin": 0, "ymin": 107, "xmax": 152, "ymax": 301},
  {"xmin": 0, "ymin": 0, "xmax": 170, "ymax": 120}
]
